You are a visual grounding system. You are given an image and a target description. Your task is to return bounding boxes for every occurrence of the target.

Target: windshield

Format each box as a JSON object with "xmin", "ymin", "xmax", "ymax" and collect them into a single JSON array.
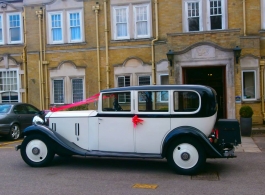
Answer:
[{"xmin": 0, "ymin": 104, "xmax": 11, "ymax": 113}]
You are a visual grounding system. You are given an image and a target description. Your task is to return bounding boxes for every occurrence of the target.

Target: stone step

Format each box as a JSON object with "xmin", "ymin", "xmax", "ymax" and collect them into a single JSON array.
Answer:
[{"xmin": 251, "ymin": 126, "xmax": 265, "ymax": 136}]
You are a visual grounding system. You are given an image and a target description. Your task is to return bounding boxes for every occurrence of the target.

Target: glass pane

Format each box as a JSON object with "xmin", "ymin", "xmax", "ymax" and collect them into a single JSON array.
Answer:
[
  {"xmin": 243, "ymin": 72, "xmax": 255, "ymax": 99},
  {"xmin": 174, "ymin": 91, "xmax": 199, "ymax": 112},
  {"xmin": 188, "ymin": 17, "xmax": 199, "ymax": 31},
  {"xmin": 1, "ymin": 92, "xmax": 18, "ymax": 103},
  {"xmin": 0, "ymin": 70, "xmax": 18, "ymax": 92},
  {"xmin": 102, "ymin": 92, "xmax": 131, "ymax": 112},
  {"xmin": 70, "ymin": 13, "xmax": 81, "ymax": 41},
  {"xmin": 136, "ymin": 6, "xmax": 148, "ymax": 36},
  {"xmin": 72, "ymin": 79, "xmax": 83, "ymax": 103},
  {"xmin": 0, "ymin": 104, "xmax": 11, "ymax": 113},
  {"xmin": 210, "ymin": 16, "xmax": 222, "ymax": 29},
  {"xmin": 138, "ymin": 91, "xmax": 168, "ymax": 112},
  {"xmin": 116, "ymin": 8, "xmax": 127, "ymax": 37},
  {"xmin": 139, "ymin": 76, "xmax": 150, "ymax": 85},
  {"xmin": 52, "ymin": 28, "xmax": 62, "ymax": 41},
  {"xmin": 161, "ymin": 75, "xmax": 169, "ymax": 85},
  {"xmin": 51, "ymin": 14, "xmax": 62, "ymax": 41},
  {"xmin": 53, "ymin": 80, "xmax": 64, "ymax": 103}
]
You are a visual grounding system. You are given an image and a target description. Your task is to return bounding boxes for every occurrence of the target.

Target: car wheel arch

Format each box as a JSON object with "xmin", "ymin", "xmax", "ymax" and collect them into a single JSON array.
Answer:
[{"xmin": 161, "ymin": 126, "xmax": 219, "ymax": 158}]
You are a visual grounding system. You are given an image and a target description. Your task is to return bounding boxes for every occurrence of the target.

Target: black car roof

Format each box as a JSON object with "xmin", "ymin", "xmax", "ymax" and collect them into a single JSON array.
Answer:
[{"xmin": 101, "ymin": 85, "xmax": 214, "ymax": 93}]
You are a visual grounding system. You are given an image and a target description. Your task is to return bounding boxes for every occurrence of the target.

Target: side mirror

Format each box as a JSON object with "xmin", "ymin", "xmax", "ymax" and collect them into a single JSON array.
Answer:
[{"xmin": 33, "ymin": 115, "xmax": 44, "ymax": 125}]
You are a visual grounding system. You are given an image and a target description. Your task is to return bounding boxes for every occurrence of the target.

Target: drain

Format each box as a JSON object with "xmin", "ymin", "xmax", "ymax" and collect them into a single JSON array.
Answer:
[{"xmin": 191, "ymin": 171, "xmax": 219, "ymax": 181}]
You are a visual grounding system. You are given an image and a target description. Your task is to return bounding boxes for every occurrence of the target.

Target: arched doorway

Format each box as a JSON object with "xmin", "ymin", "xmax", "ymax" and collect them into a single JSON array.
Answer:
[{"xmin": 183, "ymin": 66, "xmax": 226, "ymax": 119}]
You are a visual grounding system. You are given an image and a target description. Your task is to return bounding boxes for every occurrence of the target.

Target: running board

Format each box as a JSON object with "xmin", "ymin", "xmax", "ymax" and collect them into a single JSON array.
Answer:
[{"xmin": 83, "ymin": 150, "xmax": 163, "ymax": 159}]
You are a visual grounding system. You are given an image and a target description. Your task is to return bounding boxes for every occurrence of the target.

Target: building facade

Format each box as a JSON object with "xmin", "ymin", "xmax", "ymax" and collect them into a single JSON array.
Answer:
[{"xmin": 0, "ymin": 0, "xmax": 265, "ymax": 124}]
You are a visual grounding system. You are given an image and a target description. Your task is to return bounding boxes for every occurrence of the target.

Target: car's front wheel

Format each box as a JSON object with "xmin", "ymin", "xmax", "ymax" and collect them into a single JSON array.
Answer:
[
  {"xmin": 167, "ymin": 138, "xmax": 206, "ymax": 175},
  {"xmin": 20, "ymin": 134, "xmax": 55, "ymax": 167},
  {"xmin": 8, "ymin": 124, "xmax": 21, "ymax": 141}
]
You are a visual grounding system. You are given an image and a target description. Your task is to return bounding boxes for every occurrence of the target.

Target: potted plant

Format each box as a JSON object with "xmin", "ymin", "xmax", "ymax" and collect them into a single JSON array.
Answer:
[{"xmin": 239, "ymin": 105, "xmax": 253, "ymax": 136}]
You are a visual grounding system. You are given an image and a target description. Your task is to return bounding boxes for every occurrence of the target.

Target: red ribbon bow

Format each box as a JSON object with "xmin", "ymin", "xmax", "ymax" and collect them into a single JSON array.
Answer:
[{"xmin": 132, "ymin": 115, "xmax": 144, "ymax": 127}]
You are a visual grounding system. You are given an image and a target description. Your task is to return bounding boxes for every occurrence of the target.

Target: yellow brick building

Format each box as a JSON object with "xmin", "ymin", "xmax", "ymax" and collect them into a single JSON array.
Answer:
[{"xmin": 0, "ymin": 0, "xmax": 264, "ymax": 124}]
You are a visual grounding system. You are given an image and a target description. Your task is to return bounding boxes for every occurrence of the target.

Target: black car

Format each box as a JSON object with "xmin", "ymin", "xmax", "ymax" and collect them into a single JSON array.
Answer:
[{"xmin": 0, "ymin": 103, "xmax": 45, "ymax": 141}]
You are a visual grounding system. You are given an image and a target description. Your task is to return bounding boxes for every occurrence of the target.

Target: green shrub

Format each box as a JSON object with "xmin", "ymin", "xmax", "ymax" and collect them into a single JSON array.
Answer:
[{"xmin": 239, "ymin": 105, "xmax": 253, "ymax": 118}]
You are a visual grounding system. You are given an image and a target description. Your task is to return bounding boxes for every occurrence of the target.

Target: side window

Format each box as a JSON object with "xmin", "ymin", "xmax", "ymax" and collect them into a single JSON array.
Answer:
[
  {"xmin": 14, "ymin": 105, "xmax": 27, "ymax": 114},
  {"xmin": 173, "ymin": 91, "xmax": 200, "ymax": 112},
  {"xmin": 102, "ymin": 92, "xmax": 131, "ymax": 112},
  {"xmin": 138, "ymin": 91, "xmax": 168, "ymax": 112},
  {"xmin": 242, "ymin": 70, "xmax": 256, "ymax": 100},
  {"xmin": 53, "ymin": 79, "xmax": 64, "ymax": 104},
  {"xmin": 25, "ymin": 105, "xmax": 40, "ymax": 114}
]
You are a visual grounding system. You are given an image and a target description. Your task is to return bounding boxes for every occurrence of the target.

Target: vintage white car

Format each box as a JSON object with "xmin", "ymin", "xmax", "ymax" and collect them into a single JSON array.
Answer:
[{"xmin": 16, "ymin": 85, "xmax": 241, "ymax": 175}]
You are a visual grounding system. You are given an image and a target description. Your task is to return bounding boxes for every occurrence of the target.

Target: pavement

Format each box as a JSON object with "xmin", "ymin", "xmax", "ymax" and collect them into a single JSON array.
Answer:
[
  {"xmin": 235, "ymin": 125, "xmax": 265, "ymax": 153},
  {"xmin": 235, "ymin": 136, "xmax": 262, "ymax": 153}
]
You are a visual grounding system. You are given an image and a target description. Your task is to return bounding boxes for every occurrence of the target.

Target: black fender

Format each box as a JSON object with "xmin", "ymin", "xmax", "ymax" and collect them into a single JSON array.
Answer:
[
  {"xmin": 162, "ymin": 126, "xmax": 223, "ymax": 158},
  {"xmin": 22, "ymin": 125, "xmax": 88, "ymax": 156}
]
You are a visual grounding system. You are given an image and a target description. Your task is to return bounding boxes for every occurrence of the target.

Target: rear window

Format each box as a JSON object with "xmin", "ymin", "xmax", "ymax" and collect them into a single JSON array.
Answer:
[
  {"xmin": 173, "ymin": 91, "xmax": 200, "ymax": 112},
  {"xmin": 0, "ymin": 104, "xmax": 11, "ymax": 113}
]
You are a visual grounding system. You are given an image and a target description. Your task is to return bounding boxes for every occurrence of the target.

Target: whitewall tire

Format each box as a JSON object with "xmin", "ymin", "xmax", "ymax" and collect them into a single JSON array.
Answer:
[
  {"xmin": 21, "ymin": 135, "xmax": 55, "ymax": 167},
  {"xmin": 167, "ymin": 138, "xmax": 206, "ymax": 175}
]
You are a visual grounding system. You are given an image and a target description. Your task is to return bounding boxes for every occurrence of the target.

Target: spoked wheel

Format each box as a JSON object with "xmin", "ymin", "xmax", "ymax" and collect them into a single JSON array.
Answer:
[
  {"xmin": 20, "ymin": 135, "xmax": 55, "ymax": 167},
  {"xmin": 8, "ymin": 124, "xmax": 21, "ymax": 141},
  {"xmin": 167, "ymin": 138, "xmax": 206, "ymax": 175}
]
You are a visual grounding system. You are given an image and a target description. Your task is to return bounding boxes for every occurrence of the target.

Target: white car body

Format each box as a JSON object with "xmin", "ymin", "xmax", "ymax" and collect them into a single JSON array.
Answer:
[{"xmin": 17, "ymin": 85, "xmax": 241, "ymax": 175}]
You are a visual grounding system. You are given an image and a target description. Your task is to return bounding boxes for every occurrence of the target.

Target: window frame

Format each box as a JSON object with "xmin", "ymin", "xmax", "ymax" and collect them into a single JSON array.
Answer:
[
  {"xmin": 241, "ymin": 70, "xmax": 257, "ymax": 101},
  {"xmin": 184, "ymin": 0, "xmax": 203, "ymax": 32},
  {"xmin": 172, "ymin": 90, "xmax": 201, "ymax": 114},
  {"xmin": 52, "ymin": 78, "xmax": 65, "ymax": 104},
  {"xmin": 138, "ymin": 75, "xmax": 151, "ymax": 86},
  {"xmin": 71, "ymin": 78, "xmax": 84, "ymax": 103},
  {"xmin": 206, "ymin": 0, "xmax": 226, "ymax": 30},
  {"xmin": 113, "ymin": 6, "xmax": 130, "ymax": 40},
  {"xmin": 0, "ymin": 68, "xmax": 20, "ymax": 103},
  {"xmin": 67, "ymin": 10, "xmax": 83, "ymax": 43},
  {"xmin": 7, "ymin": 12, "xmax": 23, "ymax": 44},
  {"xmin": 0, "ymin": 14, "xmax": 3, "ymax": 45},
  {"xmin": 183, "ymin": 0, "xmax": 227, "ymax": 32},
  {"xmin": 133, "ymin": 3, "xmax": 150, "ymax": 39},
  {"xmin": 48, "ymin": 11, "xmax": 64, "ymax": 44}
]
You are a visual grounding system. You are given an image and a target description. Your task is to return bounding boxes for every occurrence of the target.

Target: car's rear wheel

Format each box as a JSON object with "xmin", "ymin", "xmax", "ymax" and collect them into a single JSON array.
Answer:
[
  {"xmin": 20, "ymin": 134, "xmax": 55, "ymax": 167},
  {"xmin": 167, "ymin": 138, "xmax": 206, "ymax": 175},
  {"xmin": 8, "ymin": 124, "xmax": 21, "ymax": 141}
]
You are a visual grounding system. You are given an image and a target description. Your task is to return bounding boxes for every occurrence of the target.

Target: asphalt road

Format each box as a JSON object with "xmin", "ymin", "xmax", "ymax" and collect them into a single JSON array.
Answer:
[{"xmin": 0, "ymin": 137, "xmax": 265, "ymax": 195}]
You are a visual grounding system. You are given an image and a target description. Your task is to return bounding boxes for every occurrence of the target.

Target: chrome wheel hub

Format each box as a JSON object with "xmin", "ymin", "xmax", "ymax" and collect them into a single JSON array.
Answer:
[{"xmin": 32, "ymin": 147, "xmax": 40, "ymax": 155}]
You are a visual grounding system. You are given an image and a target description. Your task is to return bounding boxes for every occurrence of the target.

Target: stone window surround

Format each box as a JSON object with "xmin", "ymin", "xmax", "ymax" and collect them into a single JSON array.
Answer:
[
  {"xmin": 182, "ymin": 0, "xmax": 228, "ymax": 32},
  {"xmin": 0, "ymin": 12, "xmax": 23, "ymax": 45},
  {"xmin": 111, "ymin": 1, "xmax": 152, "ymax": 40},
  {"xmin": 49, "ymin": 61, "xmax": 86, "ymax": 104},
  {"xmin": 47, "ymin": 9, "xmax": 84, "ymax": 44}
]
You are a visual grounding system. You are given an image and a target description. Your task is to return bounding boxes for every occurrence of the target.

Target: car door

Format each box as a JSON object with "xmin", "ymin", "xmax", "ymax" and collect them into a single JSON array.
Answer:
[
  {"xmin": 134, "ymin": 90, "xmax": 171, "ymax": 154},
  {"xmin": 98, "ymin": 91, "xmax": 134, "ymax": 152}
]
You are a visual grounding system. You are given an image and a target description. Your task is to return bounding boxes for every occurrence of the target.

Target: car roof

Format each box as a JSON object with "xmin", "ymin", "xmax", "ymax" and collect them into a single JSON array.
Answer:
[{"xmin": 101, "ymin": 84, "xmax": 214, "ymax": 93}]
